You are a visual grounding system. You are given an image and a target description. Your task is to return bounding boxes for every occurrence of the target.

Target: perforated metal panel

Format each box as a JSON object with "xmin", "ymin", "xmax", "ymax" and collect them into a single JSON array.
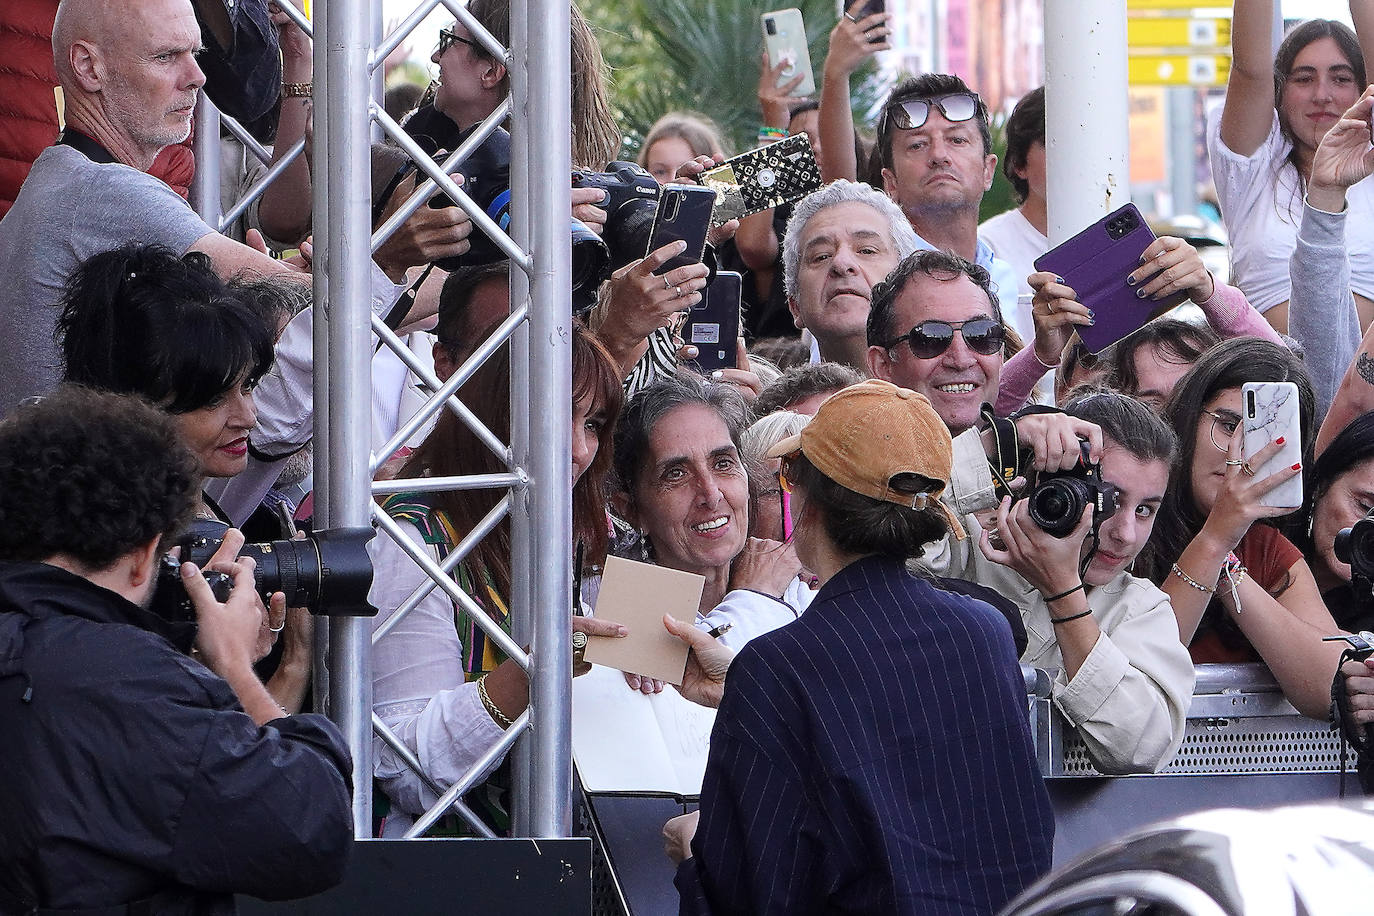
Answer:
[
  {"xmin": 1032, "ymin": 663, "xmax": 1352, "ymax": 778},
  {"xmin": 1048, "ymin": 715, "xmax": 1347, "ymax": 777}
]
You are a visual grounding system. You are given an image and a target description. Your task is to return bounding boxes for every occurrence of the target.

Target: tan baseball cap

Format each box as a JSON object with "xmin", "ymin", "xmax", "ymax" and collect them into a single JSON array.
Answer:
[{"xmin": 765, "ymin": 378, "xmax": 966, "ymax": 539}]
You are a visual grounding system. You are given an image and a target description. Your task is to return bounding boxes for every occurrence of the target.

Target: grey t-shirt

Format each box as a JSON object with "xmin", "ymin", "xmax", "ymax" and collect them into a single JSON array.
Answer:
[{"xmin": 0, "ymin": 144, "xmax": 212, "ymax": 413}]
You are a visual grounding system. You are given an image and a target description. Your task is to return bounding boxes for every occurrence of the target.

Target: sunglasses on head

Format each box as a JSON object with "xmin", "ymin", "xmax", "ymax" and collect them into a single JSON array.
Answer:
[
  {"xmin": 437, "ymin": 28, "xmax": 480, "ymax": 56},
  {"xmin": 881, "ymin": 317, "xmax": 1005, "ymax": 360},
  {"xmin": 883, "ymin": 92, "xmax": 981, "ymax": 131}
]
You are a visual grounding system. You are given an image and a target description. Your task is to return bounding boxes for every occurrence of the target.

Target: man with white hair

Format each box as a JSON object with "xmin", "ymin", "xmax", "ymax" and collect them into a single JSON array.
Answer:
[{"xmin": 781, "ymin": 180, "xmax": 918, "ymax": 372}]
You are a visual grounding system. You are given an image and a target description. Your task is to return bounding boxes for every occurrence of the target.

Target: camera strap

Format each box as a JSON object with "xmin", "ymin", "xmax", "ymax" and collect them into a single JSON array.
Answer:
[
  {"xmin": 979, "ymin": 404, "xmax": 1020, "ymax": 501},
  {"xmin": 57, "ymin": 129, "xmax": 118, "ymax": 164},
  {"xmin": 1330, "ymin": 643, "xmax": 1374, "ymax": 797}
]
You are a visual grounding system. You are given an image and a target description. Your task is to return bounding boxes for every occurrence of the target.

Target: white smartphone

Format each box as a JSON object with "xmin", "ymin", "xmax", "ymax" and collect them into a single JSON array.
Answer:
[
  {"xmin": 1241, "ymin": 381, "xmax": 1303, "ymax": 509},
  {"xmin": 761, "ymin": 9, "xmax": 816, "ymax": 97}
]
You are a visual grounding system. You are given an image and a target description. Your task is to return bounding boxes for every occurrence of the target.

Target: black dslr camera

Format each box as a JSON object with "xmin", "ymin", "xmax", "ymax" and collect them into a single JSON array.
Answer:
[
  {"xmin": 1335, "ymin": 509, "xmax": 1374, "ymax": 594},
  {"xmin": 150, "ymin": 519, "xmax": 376, "ymax": 624},
  {"xmin": 1027, "ymin": 441, "xmax": 1120, "ymax": 538},
  {"xmin": 424, "ymin": 127, "xmax": 665, "ymax": 313}
]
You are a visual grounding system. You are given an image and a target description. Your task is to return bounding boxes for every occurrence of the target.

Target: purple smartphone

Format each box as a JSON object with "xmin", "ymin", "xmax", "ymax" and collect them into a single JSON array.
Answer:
[{"xmin": 1033, "ymin": 203, "xmax": 1185, "ymax": 354}]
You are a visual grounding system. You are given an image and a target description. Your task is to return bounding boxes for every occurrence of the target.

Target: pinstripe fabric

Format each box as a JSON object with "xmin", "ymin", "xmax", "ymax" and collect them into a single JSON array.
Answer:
[{"xmin": 676, "ymin": 555, "xmax": 1054, "ymax": 915}]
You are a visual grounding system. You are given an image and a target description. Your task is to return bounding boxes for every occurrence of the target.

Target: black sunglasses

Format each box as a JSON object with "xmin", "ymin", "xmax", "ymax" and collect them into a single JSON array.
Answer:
[
  {"xmin": 883, "ymin": 92, "xmax": 981, "ymax": 131},
  {"xmin": 437, "ymin": 28, "xmax": 480, "ymax": 56},
  {"xmin": 882, "ymin": 317, "xmax": 1005, "ymax": 360}
]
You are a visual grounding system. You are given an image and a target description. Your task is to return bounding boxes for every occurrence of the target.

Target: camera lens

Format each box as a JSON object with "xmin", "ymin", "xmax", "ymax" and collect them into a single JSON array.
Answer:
[{"xmin": 1029, "ymin": 478, "xmax": 1085, "ymax": 538}]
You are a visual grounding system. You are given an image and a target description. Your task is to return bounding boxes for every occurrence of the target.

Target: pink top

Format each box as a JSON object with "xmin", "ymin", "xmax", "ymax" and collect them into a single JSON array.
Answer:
[{"xmin": 994, "ymin": 281, "xmax": 1281, "ymax": 413}]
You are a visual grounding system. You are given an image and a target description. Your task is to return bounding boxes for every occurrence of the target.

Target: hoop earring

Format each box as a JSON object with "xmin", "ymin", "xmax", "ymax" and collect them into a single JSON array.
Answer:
[{"xmin": 638, "ymin": 531, "xmax": 653, "ymax": 564}]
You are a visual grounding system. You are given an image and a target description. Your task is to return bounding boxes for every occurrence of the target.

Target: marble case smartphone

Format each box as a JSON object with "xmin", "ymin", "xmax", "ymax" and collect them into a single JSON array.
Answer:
[
  {"xmin": 762, "ymin": 9, "xmax": 816, "ymax": 97},
  {"xmin": 1241, "ymin": 381, "xmax": 1303, "ymax": 509}
]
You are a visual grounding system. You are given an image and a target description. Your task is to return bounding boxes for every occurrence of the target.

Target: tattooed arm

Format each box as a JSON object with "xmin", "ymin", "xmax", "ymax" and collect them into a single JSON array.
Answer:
[{"xmin": 1317, "ymin": 347, "xmax": 1374, "ymax": 458}]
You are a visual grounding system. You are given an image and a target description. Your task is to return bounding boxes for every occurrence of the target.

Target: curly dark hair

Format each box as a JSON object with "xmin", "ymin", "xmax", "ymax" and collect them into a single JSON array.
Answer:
[
  {"xmin": 0, "ymin": 387, "xmax": 199, "ymax": 570},
  {"xmin": 866, "ymin": 249, "xmax": 1003, "ymax": 350}
]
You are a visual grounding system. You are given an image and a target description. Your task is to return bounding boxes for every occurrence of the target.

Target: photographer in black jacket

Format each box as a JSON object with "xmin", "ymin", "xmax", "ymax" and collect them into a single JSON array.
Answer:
[{"xmin": 0, "ymin": 387, "xmax": 352, "ymax": 914}]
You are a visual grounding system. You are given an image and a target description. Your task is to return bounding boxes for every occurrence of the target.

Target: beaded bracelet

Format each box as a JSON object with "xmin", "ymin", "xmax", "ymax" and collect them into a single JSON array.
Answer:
[
  {"xmin": 475, "ymin": 674, "xmax": 514, "ymax": 729},
  {"xmin": 1170, "ymin": 562, "xmax": 1216, "ymax": 594}
]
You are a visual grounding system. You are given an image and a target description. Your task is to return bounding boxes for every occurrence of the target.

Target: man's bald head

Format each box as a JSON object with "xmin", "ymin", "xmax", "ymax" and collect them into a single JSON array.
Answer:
[{"xmin": 53, "ymin": 0, "xmax": 204, "ymax": 168}]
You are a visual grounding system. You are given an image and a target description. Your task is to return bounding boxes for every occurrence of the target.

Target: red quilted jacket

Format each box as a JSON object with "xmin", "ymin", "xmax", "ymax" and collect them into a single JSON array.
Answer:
[{"xmin": 0, "ymin": 0, "xmax": 192, "ymax": 219}]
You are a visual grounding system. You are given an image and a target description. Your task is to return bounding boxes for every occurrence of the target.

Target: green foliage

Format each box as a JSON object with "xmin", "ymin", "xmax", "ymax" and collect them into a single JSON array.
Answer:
[
  {"xmin": 583, "ymin": 0, "xmax": 886, "ymax": 159},
  {"xmin": 978, "ymin": 113, "xmax": 1017, "ymax": 222}
]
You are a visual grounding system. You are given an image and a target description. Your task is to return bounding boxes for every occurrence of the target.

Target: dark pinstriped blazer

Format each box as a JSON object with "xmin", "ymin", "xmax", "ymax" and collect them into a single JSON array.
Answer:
[{"xmin": 676, "ymin": 554, "xmax": 1054, "ymax": 915}]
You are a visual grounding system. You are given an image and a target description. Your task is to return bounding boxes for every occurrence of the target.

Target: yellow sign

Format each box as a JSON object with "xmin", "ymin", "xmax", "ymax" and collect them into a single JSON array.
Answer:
[
  {"xmin": 1129, "ymin": 53, "xmax": 1231, "ymax": 86},
  {"xmin": 1128, "ymin": 17, "xmax": 1231, "ymax": 48}
]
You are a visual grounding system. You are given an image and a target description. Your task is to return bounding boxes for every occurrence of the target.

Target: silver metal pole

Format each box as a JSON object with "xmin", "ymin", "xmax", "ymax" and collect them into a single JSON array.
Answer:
[
  {"xmin": 321, "ymin": 0, "xmax": 374, "ymax": 836},
  {"xmin": 1168, "ymin": 89, "xmax": 1197, "ymax": 218},
  {"xmin": 308, "ymin": 0, "xmax": 332, "ymax": 718},
  {"xmin": 508, "ymin": 0, "xmax": 535, "ymax": 836},
  {"xmin": 372, "ymin": 2, "xmax": 385, "ymax": 142},
  {"xmin": 524, "ymin": 0, "xmax": 573, "ymax": 838},
  {"xmin": 190, "ymin": 98, "xmax": 222, "ymax": 227},
  {"xmin": 1043, "ymin": 0, "xmax": 1130, "ymax": 244}
]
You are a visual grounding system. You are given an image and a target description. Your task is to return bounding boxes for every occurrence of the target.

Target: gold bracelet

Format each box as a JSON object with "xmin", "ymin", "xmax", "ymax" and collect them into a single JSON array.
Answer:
[
  {"xmin": 1170, "ymin": 562, "xmax": 1216, "ymax": 594},
  {"xmin": 282, "ymin": 81, "xmax": 312, "ymax": 98},
  {"xmin": 475, "ymin": 674, "xmax": 514, "ymax": 729}
]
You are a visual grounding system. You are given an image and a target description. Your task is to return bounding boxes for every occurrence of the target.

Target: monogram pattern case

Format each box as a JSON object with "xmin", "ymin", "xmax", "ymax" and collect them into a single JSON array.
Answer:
[{"xmin": 700, "ymin": 133, "xmax": 823, "ymax": 226}]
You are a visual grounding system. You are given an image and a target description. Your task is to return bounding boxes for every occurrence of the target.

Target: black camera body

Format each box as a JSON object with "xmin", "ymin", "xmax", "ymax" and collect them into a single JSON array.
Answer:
[
  {"xmin": 1027, "ymin": 443, "xmax": 1120, "ymax": 538},
  {"xmin": 150, "ymin": 519, "xmax": 376, "ymax": 624},
  {"xmin": 424, "ymin": 127, "xmax": 668, "ymax": 313},
  {"xmin": 1335, "ymin": 509, "xmax": 1374, "ymax": 604},
  {"xmin": 571, "ymin": 161, "xmax": 662, "ymax": 270}
]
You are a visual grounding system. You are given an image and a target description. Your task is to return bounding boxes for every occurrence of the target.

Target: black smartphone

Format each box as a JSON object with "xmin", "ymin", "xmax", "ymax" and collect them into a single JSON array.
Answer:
[
  {"xmin": 646, "ymin": 184, "xmax": 717, "ymax": 276},
  {"xmin": 683, "ymin": 271, "xmax": 742, "ymax": 372},
  {"xmin": 860, "ymin": 0, "xmax": 886, "ymax": 41}
]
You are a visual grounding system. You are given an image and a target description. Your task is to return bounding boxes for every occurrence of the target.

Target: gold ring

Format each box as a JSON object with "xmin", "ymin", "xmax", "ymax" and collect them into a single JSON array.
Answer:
[
  {"xmin": 674, "ymin": 286, "xmax": 683, "ymax": 297},
  {"xmin": 1241, "ymin": 462, "xmax": 1257, "ymax": 477}
]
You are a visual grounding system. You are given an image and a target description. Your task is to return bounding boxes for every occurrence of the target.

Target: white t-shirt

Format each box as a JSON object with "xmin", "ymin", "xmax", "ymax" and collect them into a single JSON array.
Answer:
[
  {"xmin": 979, "ymin": 207, "xmax": 1048, "ymax": 300},
  {"xmin": 1207, "ymin": 105, "xmax": 1374, "ymax": 313}
]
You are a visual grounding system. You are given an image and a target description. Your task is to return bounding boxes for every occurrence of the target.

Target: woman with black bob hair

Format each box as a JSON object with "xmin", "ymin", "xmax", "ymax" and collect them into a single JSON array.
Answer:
[
  {"xmin": 1142, "ymin": 337, "xmax": 1343, "ymax": 718},
  {"xmin": 54, "ymin": 243, "xmax": 311, "ymax": 713},
  {"xmin": 57, "ymin": 243, "xmax": 275, "ymax": 515},
  {"xmin": 669, "ymin": 379, "xmax": 1053, "ymax": 913}
]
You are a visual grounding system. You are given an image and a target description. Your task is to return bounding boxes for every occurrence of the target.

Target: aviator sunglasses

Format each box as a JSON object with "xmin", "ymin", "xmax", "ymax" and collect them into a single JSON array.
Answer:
[
  {"xmin": 882, "ymin": 92, "xmax": 981, "ymax": 131},
  {"xmin": 881, "ymin": 317, "xmax": 1005, "ymax": 360}
]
